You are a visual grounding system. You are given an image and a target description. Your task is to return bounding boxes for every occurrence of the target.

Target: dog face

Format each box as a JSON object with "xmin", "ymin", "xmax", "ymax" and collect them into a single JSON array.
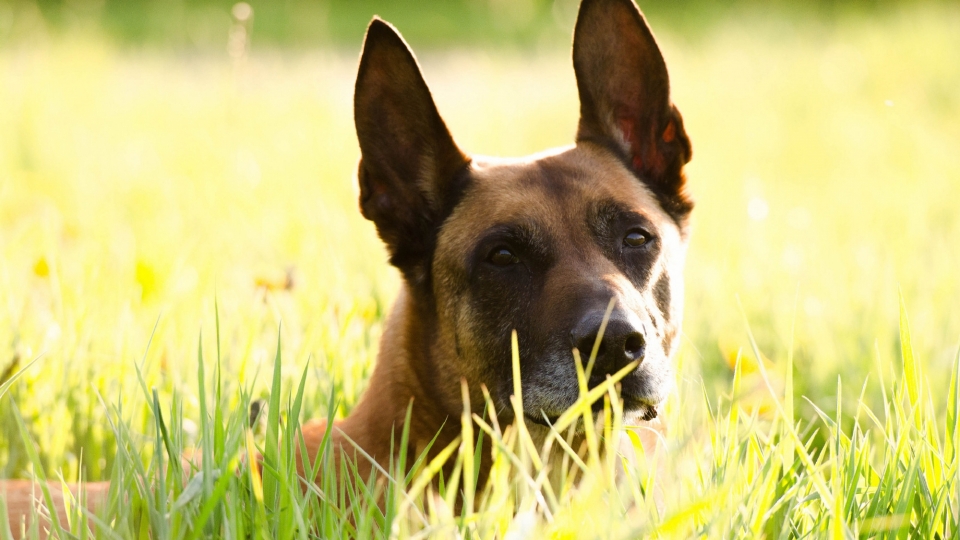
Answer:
[
  {"xmin": 354, "ymin": 0, "xmax": 692, "ymax": 426},
  {"xmin": 434, "ymin": 146, "xmax": 688, "ymax": 425}
]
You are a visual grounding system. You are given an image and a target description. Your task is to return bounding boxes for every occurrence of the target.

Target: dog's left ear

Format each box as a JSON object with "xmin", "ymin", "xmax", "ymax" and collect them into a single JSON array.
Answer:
[
  {"xmin": 573, "ymin": 0, "xmax": 693, "ymax": 219},
  {"xmin": 354, "ymin": 18, "xmax": 470, "ymax": 285}
]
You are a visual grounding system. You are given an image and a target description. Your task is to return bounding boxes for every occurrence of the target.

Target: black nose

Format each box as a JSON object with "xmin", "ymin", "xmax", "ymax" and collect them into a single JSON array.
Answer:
[{"xmin": 570, "ymin": 311, "xmax": 645, "ymax": 378}]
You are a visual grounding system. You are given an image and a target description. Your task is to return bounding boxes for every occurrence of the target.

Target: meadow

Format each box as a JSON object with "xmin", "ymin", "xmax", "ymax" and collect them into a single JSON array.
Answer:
[{"xmin": 1, "ymin": 1, "xmax": 960, "ymax": 537}]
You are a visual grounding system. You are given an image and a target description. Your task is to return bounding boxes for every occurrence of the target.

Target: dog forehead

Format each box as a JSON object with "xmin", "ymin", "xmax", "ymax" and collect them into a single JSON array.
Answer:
[{"xmin": 438, "ymin": 145, "xmax": 678, "ymax": 253}]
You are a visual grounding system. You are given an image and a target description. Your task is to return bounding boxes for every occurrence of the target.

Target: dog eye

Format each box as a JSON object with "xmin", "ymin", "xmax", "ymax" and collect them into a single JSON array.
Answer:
[
  {"xmin": 623, "ymin": 230, "xmax": 647, "ymax": 248},
  {"xmin": 488, "ymin": 247, "xmax": 520, "ymax": 266}
]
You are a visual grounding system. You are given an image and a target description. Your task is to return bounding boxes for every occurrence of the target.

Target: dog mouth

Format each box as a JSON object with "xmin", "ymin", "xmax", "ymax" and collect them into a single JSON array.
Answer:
[{"xmin": 523, "ymin": 395, "xmax": 659, "ymax": 428}]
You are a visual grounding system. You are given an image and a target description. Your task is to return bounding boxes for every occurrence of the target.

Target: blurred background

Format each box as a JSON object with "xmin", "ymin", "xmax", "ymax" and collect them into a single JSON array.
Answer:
[
  {"xmin": 3, "ymin": 0, "xmax": 957, "ymax": 49},
  {"xmin": 1, "ymin": 0, "xmax": 958, "ymax": 480}
]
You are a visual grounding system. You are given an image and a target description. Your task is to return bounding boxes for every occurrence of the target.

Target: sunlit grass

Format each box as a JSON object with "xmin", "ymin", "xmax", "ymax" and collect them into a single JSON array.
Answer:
[
  {"xmin": 1, "ymin": 3, "xmax": 959, "ymax": 538},
  {"xmin": 4, "ymin": 302, "xmax": 959, "ymax": 537}
]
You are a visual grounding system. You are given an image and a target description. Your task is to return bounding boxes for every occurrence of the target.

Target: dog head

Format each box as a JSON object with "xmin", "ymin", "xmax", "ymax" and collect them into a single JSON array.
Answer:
[{"xmin": 354, "ymin": 0, "xmax": 692, "ymax": 427}]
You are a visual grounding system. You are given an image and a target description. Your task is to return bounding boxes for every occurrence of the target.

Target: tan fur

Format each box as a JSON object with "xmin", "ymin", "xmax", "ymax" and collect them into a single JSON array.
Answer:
[
  {"xmin": 2, "ymin": 0, "xmax": 692, "ymax": 536},
  {"xmin": 1, "ymin": 481, "xmax": 109, "ymax": 539}
]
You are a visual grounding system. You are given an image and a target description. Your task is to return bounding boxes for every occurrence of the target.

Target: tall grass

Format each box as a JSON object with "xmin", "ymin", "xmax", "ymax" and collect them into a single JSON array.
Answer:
[
  {"xmin": 4, "ymin": 300, "xmax": 958, "ymax": 538},
  {"xmin": 1, "ymin": 2, "xmax": 959, "ymax": 538}
]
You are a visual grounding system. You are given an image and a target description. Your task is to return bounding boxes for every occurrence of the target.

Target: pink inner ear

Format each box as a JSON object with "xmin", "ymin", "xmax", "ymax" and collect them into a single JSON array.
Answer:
[{"xmin": 618, "ymin": 115, "xmax": 667, "ymax": 179}]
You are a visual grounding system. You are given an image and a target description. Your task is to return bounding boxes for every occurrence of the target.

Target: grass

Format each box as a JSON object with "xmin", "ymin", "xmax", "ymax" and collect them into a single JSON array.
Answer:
[{"xmin": 1, "ymin": 2, "xmax": 960, "ymax": 538}]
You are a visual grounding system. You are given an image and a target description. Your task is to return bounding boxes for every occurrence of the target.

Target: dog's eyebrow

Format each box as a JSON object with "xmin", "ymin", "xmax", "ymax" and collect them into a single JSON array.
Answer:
[
  {"xmin": 471, "ymin": 221, "xmax": 552, "ymax": 260},
  {"xmin": 589, "ymin": 200, "xmax": 656, "ymax": 237}
]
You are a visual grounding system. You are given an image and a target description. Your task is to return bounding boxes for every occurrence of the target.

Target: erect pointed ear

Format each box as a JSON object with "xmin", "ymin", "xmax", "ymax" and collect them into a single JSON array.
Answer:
[
  {"xmin": 354, "ymin": 18, "xmax": 470, "ymax": 285},
  {"xmin": 572, "ymin": 0, "xmax": 693, "ymax": 221}
]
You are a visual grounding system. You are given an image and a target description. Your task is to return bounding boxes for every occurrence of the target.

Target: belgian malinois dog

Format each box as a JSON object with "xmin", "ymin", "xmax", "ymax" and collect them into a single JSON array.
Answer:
[{"xmin": 2, "ymin": 0, "xmax": 691, "ymax": 535}]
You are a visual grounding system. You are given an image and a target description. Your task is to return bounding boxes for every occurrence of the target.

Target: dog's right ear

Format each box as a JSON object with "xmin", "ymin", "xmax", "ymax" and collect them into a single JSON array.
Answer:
[
  {"xmin": 572, "ymin": 0, "xmax": 693, "ymax": 221},
  {"xmin": 354, "ymin": 19, "xmax": 470, "ymax": 285}
]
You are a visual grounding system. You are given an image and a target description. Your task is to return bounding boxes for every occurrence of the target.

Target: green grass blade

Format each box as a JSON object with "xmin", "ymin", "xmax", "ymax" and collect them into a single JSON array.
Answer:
[
  {"xmin": 784, "ymin": 287, "xmax": 798, "ymax": 468},
  {"xmin": 214, "ymin": 300, "xmax": 225, "ymax": 466},
  {"xmin": 898, "ymin": 290, "xmax": 920, "ymax": 410},
  {"xmin": 197, "ymin": 332, "xmax": 214, "ymax": 505},
  {"xmin": 263, "ymin": 328, "xmax": 284, "ymax": 520},
  {"xmin": 947, "ymin": 344, "xmax": 960, "ymax": 466},
  {"xmin": 0, "ymin": 356, "xmax": 41, "ymax": 402}
]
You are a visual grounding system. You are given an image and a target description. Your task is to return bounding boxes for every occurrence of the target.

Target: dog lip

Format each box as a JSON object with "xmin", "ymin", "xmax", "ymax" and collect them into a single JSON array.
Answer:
[
  {"xmin": 523, "ymin": 412, "xmax": 557, "ymax": 427},
  {"xmin": 523, "ymin": 394, "xmax": 660, "ymax": 427},
  {"xmin": 521, "ymin": 402, "xmax": 603, "ymax": 427},
  {"xmin": 620, "ymin": 393, "xmax": 659, "ymax": 408},
  {"xmin": 610, "ymin": 394, "xmax": 661, "ymax": 421}
]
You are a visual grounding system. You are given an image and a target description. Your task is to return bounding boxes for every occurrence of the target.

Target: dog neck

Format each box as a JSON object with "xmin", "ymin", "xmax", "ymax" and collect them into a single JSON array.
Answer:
[{"xmin": 308, "ymin": 283, "xmax": 468, "ymax": 480}]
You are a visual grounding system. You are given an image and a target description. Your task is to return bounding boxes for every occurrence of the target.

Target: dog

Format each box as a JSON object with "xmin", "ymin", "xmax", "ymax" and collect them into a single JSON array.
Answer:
[{"xmin": 2, "ymin": 0, "xmax": 691, "ymax": 535}]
